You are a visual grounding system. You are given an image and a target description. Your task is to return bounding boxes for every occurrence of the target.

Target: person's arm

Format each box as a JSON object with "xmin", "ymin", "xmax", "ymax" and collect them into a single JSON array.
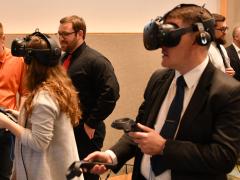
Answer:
[
  {"xmin": 0, "ymin": 92, "xmax": 57, "ymax": 152},
  {"xmin": 20, "ymin": 91, "xmax": 57, "ymax": 152},
  {"xmin": 0, "ymin": 113, "xmax": 24, "ymax": 138},
  {"xmin": 84, "ymin": 123, "xmax": 95, "ymax": 139},
  {"xmin": 225, "ymin": 67, "xmax": 235, "ymax": 76},
  {"xmin": 128, "ymin": 123, "xmax": 166, "ymax": 156},
  {"xmin": 73, "ymin": 55, "xmax": 119, "ymax": 139},
  {"xmin": 83, "ymin": 128, "xmax": 137, "ymax": 174},
  {"xmin": 84, "ymin": 151, "xmax": 113, "ymax": 175},
  {"xmin": 84, "ymin": 58, "xmax": 120, "ymax": 129}
]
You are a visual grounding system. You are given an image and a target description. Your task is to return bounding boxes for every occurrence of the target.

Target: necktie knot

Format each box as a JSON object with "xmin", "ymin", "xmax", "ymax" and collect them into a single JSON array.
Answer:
[
  {"xmin": 176, "ymin": 75, "xmax": 186, "ymax": 88},
  {"xmin": 63, "ymin": 53, "xmax": 72, "ymax": 70}
]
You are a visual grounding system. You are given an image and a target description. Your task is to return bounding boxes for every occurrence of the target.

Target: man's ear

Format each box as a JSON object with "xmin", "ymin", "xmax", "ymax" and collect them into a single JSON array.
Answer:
[{"xmin": 77, "ymin": 30, "xmax": 84, "ymax": 38}]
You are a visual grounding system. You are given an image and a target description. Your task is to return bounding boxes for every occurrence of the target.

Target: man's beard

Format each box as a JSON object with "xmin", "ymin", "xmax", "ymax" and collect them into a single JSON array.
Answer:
[
  {"xmin": 66, "ymin": 38, "xmax": 79, "ymax": 53},
  {"xmin": 215, "ymin": 37, "xmax": 227, "ymax": 45}
]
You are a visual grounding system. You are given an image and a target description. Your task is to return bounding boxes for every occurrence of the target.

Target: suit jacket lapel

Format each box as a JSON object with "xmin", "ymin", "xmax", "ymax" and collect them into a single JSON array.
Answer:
[
  {"xmin": 146, "ymin": 70, "xmax": 175, "ymax": 128},
  {"xmin": 177, "ymin": 62, "xmax": 214, "ymax": 136}
]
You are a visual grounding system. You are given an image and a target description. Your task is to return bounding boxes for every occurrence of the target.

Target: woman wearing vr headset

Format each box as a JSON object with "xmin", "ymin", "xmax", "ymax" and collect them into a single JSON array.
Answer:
[{"xmin": 0, "ymin": 34, "xmax": 84, "ymax": 180}]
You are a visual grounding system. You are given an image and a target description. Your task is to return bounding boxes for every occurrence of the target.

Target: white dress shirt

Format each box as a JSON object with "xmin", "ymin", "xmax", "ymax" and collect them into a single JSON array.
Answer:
[{"xmin": 208, "ymin": 42, "xmax": 231, "ymax": 72}]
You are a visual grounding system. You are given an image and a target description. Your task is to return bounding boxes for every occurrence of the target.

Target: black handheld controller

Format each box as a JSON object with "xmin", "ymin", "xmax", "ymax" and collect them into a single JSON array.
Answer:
[
  {"xmin": 111, "ymin": 118, "xmax": 141, "ymax": 133},
  {"xmin": 66, "ymin": 160, "xmax": 115, "ymax": 180}
]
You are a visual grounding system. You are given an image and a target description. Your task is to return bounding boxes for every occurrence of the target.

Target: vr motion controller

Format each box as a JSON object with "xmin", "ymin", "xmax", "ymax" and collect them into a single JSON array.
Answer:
[
  {"xmin": 66, "ymin": 160, "xmax": 115, "ymax": 180},
  {"xmin": 111, "ymin": 118, "xmax": 141, "ymax": 133}
]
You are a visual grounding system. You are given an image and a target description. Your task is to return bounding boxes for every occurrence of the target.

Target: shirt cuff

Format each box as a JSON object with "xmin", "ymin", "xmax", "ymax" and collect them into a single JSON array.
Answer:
[{"xmin": 105, "ymin": 150, "xmax": 118, "ymax": 165}]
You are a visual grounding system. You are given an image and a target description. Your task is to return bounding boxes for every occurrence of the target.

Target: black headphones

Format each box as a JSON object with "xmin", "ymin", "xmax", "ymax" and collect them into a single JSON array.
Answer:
[
  {"xmin": 143, "ymin": 4, "xmax": 215, "ymax": 50},
  {"xmin": 11, "ymin": 29, "xmax": 61, "ymax": 67}
]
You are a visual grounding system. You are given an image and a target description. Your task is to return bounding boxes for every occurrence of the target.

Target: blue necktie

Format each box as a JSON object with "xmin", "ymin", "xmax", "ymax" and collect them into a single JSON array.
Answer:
[{"xmin": 150, "ymin": 75, "xmax": 186, "ymax": 176}]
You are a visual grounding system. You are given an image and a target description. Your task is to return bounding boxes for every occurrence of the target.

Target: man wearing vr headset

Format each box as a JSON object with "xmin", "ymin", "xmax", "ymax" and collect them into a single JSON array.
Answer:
[{"xmin": 84, "ymin": 4, "xmax": 240, "ymax": 180}]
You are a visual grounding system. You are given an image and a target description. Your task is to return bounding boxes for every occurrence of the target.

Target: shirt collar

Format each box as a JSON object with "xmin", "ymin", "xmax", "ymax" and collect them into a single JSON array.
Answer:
[
  {"xmin": 211, "ymin": 41, "xmax": 218, "ymax": 48},
  {"xmin": 175, "ymin": 56, "xmax": 209, "ymax": 89},
  {"xmin": 233, "ymin": 42, "xmax": 240, "ymax": 53}
]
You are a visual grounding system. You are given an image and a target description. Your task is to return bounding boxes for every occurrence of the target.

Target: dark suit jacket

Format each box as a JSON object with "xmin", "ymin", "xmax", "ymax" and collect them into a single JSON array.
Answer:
[
  {"xmin": 111, "ymin": 62, "xmax": 240, "ymax": 180},
  {"xmin": 226, "ymin": 44, "xmax": 240, "ymax": 80},
  {"xmin": 61, "ymin": 42, "xmax": 120, "ymax": 158}
]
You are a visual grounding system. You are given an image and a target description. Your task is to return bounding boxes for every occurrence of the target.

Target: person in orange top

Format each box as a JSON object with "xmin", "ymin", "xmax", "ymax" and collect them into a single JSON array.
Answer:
[{"xmin": 0, "ymin": 22, "xmax": 28, "ymax": 180}]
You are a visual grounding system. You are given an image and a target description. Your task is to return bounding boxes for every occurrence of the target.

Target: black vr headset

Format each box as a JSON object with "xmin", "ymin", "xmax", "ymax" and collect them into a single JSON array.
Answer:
[
  {"xmin": 11, "ymin": 29, "xmax": 61, "ymax": 67},
  {"xmin": 143, "ymin": 4, "xmax": 215, "ymax": 50}
]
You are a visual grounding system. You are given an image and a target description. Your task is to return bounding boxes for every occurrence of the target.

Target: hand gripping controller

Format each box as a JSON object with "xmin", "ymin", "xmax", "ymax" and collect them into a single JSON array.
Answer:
[
  {"xmin": 111, "ymin": 118, "xmax": 141, "ymax": 133},
  {"xmin": 0, "ymin": 107, "xmax": 17, "ymax": 131},
  {"xmin": 66, "ymin": 160, "xmax": 115, "ymax": 180}
]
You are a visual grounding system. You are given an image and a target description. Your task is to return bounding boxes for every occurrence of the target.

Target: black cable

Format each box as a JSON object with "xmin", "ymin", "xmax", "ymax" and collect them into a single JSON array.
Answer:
[
  {"xmin": 105, "ymin": 170, "xmax": 112, "ymax": 180},
  {"xmin": 21, "ymin": 116, "xmax": 29, "ymax": 180},
  {"xmin": 9, "ymin": 134, "xmax": 15, "ymax": 161},
  {"xmin": 21, "ymin": 144, "xmax": 29, "ymax": 180},
  {"xmin": 216, "ymin": 43, "xmax": 230, "ymax": 68}
]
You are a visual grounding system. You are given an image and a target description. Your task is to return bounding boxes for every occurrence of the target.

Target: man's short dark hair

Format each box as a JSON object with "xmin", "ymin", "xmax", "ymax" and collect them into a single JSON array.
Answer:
[
  {"xmin": 164, "ymin": 4, "xmax": 213, "ymax": 25},
  {"xmin": 0, "ymin": 22, "xmax": 3, "ymax": 35},
  {"xmin": 212, "ymin": 13, "xmax": 225, "ymax": 24},
  {"xmin": 60, "ymin": 15, "xmax": 86, "ymax": 40}
]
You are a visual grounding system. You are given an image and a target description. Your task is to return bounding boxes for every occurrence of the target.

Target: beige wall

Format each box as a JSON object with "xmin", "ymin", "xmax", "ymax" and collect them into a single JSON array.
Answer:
[{"xmin": 1, "ymin": 0, "xmax": 219, "ymax": 33}]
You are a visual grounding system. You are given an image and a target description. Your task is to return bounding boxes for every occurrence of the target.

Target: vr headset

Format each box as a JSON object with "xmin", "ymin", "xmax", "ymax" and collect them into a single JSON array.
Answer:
[
  {"xmin": 11, "ymin": 29, "xmax": 61, "ymax": 67},
  {"xmin": 143, "ymin": 5, "xmax": 215, "ymax": 50}
]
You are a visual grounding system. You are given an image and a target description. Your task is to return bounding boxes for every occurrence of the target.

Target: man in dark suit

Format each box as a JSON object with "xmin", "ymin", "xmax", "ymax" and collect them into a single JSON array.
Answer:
[
  {"xmin": 208, "ymin": 13, "xmax": 235, "ymax": 76},
  {"xmin": 85, "ymin": 4, "xmax": 240, "ymax": 180},
  {"xmin": 226, "ymin": 26, "xmax": 240, "ymax": 80},
  {"xmin": 58, "ymin": 15, "xmax": 120, "ymax": 180}
]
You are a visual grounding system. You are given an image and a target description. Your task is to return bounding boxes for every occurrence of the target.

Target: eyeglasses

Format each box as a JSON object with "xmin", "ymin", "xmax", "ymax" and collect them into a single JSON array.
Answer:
[
  {"xmin": 216, "ymin": 26, "xmax": 229, "ymax": 33},
  {"xmin": 57, "ymin": 31, "xmax": 76, "ymax": 38}
]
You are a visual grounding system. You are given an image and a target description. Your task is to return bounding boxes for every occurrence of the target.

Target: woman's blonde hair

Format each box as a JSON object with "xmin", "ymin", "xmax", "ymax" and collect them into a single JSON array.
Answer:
[{"xmin": 24, "ymin": 35, "xmax": 81, "ymax": 126}]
